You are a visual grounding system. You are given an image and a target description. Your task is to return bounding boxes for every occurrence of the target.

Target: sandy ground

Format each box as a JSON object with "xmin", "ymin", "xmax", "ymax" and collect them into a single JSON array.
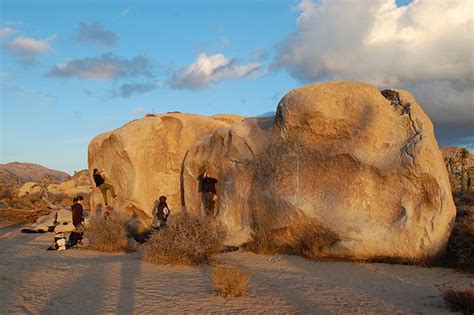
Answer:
[{"xmin": 0, "ymin": 227, "xmax": 472, "ymax": 314}]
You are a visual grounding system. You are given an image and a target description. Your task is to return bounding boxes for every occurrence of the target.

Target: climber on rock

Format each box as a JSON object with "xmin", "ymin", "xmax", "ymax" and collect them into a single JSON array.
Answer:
[
  {"xmin": 92, "ymin": 168, "xmax": 117, "ymax": 209},
  {"xmin": 199, "ymin": 171, "xmax": 218, "ymax": 217}
]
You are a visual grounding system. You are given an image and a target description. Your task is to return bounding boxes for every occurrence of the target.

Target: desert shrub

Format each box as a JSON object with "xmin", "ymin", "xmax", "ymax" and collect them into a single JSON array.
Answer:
[
  {"xmin": 212, "ymin": 265, "xmax": 250, "ymax": 298},
  {"xmin": 443, "ymin": 196, "xmax": 474, "ymax": 271},
  {"xmin": 244, "ymin": 218, "xmax": 339, "ymax": 259},
  {"xmin": 439, "ymin": 285, "xmax": 474, "ymax": 314},
  {"xmin": 243, "ymin": 229, "xmax": 277, "ymax": 255},
  {"xmin": 281, "ymin": 220, "xmax": 340, "ymax": 259},
  {"xmin": 87, "ymin": 212, "xmax": 133, "ymax": 252},
  {"xmin": 142, "ymin": 212, "xmax": 227, "ymax": 265},
  {"xmin": 444, "ymin": 215, "xmax": 474, "ymax": 270},
  {"xmin": 145, "ymin": 113, "xmax": 156, "ymax": 117}
]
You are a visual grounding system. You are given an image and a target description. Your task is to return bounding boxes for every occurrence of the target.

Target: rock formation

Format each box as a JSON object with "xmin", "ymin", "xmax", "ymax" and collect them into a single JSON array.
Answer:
[
  {"xmin": 47, "ymin": 169, "xmax": 91, "ymax": 200},
  {"xmin": 182, "ymin": 81, "xmax": 455, "ymax": 261},
  {"xmin": 88, "ymin": 81, "xmax": 456, "ymax": 262},
  {"xmin": 18, "ymin": 182, "xmax": 45, "ymax": 199},
  {"xmin": 88, "ymin": 113, "xmax": 244, "ymax": 219}
]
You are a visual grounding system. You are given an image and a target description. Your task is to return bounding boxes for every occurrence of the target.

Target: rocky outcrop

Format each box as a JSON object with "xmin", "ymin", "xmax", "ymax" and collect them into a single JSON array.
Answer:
[
  {"xmin": 18, "ymin": 182, "xmax": 45, "ymax": 198},
  {"xmin": 88, "ymin": 113, "xmax": 244, "ymax": 219},
  {"xmin": 87, "ymin": 81, "xmax": 455, "ymax": 262},
  {"xmin": 47, "ymin": 169, "xmax": 91, "ymax": 200},
  {"xmin": 182, "ymin": 81, "xmax": 455, "ymax": 261}
]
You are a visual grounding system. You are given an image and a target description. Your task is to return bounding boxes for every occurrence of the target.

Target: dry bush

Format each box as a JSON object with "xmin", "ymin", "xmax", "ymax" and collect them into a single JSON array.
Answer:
[
  {"xmin": 212, "ymin": 265, "xmax": 250, "ymax": 298},
  {"xmin": 439, "ymin": 285, "xmax": 474, "ymax": 314},
  {"xmin": 281, "ymin": 220, "xmax": 340, "ymax": 259},
  {"xmin": 145, "ymin": 113, "xmax": 156, "ymax": 117},
  {"xmin": 142, "ymin": 212, "xmax": 227, "ymax": 265},
  {"xmin": 87, "ymin": 212, "xmax": 133, "ymax": 252},
  {"xmin": 244, "ymin": 218, "xmax": 339, "ymax": 259},
  {"xmin": 244, "ymin": 229, "xmax": 277, "ymax": 255},
  {"xmin": 444, "ymin": 215, "xmax": 474, "ymax": 270},
  {"xmin": 444, "ymin": 196, "xmax": 474, "ymax": 271}
]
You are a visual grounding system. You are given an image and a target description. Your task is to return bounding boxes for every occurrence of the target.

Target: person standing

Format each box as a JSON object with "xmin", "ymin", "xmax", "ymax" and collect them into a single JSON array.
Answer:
[
  {"xmin": 200, "ymin": 171, "xmax": 218, "ymax": 216},
  {"xmin": 92, "ymin": 168, "xmax": 117, "ymax": 208},
  {"xmin": 69, "ymin": 196, "xmax": 85, "ymax": 247},
  {"xmin": 152, "ymin": 196, "xmax": 170, "ymax": 229}
]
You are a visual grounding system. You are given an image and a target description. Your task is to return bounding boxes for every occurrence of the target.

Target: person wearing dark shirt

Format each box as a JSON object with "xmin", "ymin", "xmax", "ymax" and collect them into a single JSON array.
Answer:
[
  {"xmin": 93, "ymin": 168, "xmax": 117, "ymax": 208},
  {"xmin": 200, "ymin": 171, "xmax": 218, "ymax": 216},
  {"xmin": 69, "ymin": 196, "xmax": 85, "ymax": 247},
  {"xmin": 152, "ymin": 195, "xmax": 170, "ymax": 229}
]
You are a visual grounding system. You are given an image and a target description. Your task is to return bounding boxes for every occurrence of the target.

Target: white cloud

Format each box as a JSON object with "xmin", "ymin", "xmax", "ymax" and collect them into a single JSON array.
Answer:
[
  {"xmin": 274, "ymin": 0, "xmax": 474, "ymax": 146},
  {"xmin": 7, "ymin": 35, "xmax": 55, "ymax": 54},
  {"xmin": 170, "ymin": 53, "xmax": 261, "ymax": 90},
  {"xmin": 5, "ymin": 35, "xmax": 55, "ymax": 64}
]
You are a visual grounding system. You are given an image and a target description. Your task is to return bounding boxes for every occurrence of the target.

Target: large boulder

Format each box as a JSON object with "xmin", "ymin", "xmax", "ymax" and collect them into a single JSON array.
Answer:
[
  {"xmin": 88, "ymin": 113, "xmax": 244, "ymax": 220},
  {"xmin": 18, "ymin": 182, "xmax": 45, "ymax": 198},
  {"xmin": 182, "ymin": 81, "xmax": 456, "ymax": 261}
]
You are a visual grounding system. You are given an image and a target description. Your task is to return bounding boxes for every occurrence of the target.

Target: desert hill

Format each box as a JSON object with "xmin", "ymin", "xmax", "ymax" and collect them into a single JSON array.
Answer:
[{"xmin": 0, "ymin": 162, "xmax": 70, "ymax": 187}]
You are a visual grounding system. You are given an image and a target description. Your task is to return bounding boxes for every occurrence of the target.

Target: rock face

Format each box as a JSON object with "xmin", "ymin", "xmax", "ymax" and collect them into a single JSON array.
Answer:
[
  {"xmin": 47, "ymin": 169, "xmax": 92, "ymax": 200},
  {"xmin": 88, "ymin": 113, "xmax": 244, "ymax": 219},
  {"xmin": 182, "ymin": 81, "xmax": 456, "ymax": 261}
]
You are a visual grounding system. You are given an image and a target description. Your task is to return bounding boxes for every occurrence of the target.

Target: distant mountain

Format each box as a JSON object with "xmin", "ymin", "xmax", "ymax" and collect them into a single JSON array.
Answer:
[{"xmin": 0, "ymin": 162, "xmax": 71, "ymax": 187}]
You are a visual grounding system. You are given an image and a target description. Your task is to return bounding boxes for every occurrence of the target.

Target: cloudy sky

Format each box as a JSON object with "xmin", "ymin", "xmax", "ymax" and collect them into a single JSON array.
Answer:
[{"xmin": 1, "ymin": 0, "xmax": 472, "ymax": 174}]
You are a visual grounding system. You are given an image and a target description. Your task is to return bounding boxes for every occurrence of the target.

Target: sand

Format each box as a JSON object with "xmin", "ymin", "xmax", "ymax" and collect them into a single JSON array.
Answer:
[{"xmin": 0, "ymin": 227, "xmax": 471, "ymax": 314}]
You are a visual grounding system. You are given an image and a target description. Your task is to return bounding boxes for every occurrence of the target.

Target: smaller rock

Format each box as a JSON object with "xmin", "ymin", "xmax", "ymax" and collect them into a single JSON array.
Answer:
[
  {"xmin": 56, "ymin": 209, "xmax": 72, "ymax": 224},
  {"xmin": 55, "ymin": 223, "xmax": 75, "ymax": 233}
]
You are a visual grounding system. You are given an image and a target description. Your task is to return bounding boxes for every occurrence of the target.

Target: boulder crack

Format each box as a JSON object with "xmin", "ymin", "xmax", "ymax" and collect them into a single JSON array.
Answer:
[{"xmin": 381, "ymin": 89, "xmax": 422, "ymax": 165}]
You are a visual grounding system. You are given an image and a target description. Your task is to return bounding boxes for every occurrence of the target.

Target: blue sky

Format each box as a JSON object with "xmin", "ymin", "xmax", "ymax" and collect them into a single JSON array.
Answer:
[{"xmin": 1, "ymin": 0, "xmax": 472, "ymax": 174}]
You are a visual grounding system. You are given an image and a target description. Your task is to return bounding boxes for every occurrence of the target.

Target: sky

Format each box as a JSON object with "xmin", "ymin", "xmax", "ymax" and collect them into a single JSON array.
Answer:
[{"xmin": 0, "ymin": 0, "xmax": 472, "ymax": 174}]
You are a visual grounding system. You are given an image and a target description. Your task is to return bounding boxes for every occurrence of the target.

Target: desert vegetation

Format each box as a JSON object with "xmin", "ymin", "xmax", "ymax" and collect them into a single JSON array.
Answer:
[
  {"xmin": 142, "ymin": 212, "xmax": 227, "ymax": 265},
  {"xmin": 443, "ymin": 194, "xmax": 474, "ymax": 271},
  {"xmin": 244, "ymin": 217, "xmax": 340, "ymax": 260},
  {"xmin": 444, "ymin": 148, "xmax": 473, "ymax": 195},
  {"xmin": 439, "ymin": 284, "xmax": 474, "ymax": 314},
  {"xmin": 87, "ymin": 212, "xmax": 135, "ymax": 252},
  {"xmin": 212, "ymin": 265, "xmax": 250, "ymax": 298}
]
